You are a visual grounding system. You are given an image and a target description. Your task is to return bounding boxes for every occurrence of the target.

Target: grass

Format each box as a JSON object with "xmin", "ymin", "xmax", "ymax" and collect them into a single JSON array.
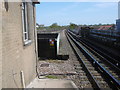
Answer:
[{"xmin": 45, "ymin": 75, "xmax": 59, "ymax": 79}]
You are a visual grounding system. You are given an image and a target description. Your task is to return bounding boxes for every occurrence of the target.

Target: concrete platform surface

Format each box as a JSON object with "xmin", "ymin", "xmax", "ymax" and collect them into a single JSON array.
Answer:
[{"xmin": 26, "ymin": 78, "xmax": 78, "ymax": 89}]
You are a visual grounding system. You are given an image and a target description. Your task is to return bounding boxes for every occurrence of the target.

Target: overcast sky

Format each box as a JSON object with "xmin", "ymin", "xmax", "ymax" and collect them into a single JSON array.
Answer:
[{"xmin": 36, "ymin": 2, "xmax": 118, "ymax": 26}]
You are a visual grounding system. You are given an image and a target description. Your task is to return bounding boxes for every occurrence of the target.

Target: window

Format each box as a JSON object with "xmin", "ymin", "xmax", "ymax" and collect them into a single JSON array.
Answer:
[
  {"xmin": 4, "ymin": 1, "xmax": 9, "ymax": 12},
  {"xmin": 21, "ymin": 2, "xmax": 31, "ymax": 45}
]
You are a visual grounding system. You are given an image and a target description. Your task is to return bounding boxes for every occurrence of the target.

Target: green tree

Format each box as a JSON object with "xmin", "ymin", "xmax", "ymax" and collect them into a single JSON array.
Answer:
[
  {"xmin": 69, "ymin": 23, "xmax": 78, "ymax": 29},
  {"xmin": 50, "ymin": 23, "xmax": 58, "ymax": 28}
]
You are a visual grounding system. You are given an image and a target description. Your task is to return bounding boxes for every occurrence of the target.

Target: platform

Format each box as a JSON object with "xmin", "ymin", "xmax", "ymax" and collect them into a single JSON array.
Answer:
[
  {"xmin": 26, "ymin": 78, "xmax": 78, "ymax": 89},
  {"xmin": 57, "ymin": 30, "xmax": 69, "ymax": 60}
]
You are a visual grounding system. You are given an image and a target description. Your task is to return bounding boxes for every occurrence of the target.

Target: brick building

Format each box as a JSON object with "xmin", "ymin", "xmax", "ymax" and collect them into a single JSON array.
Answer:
[{"xmin": 1, "ymin": 1, "xmax": 39, "ymax": 88}]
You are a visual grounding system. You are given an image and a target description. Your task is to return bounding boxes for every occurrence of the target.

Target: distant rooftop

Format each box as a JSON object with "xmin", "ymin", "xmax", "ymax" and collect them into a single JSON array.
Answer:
[{"xmin": 97, "ymin": 25, "xmax": 114, "ymax": 30}]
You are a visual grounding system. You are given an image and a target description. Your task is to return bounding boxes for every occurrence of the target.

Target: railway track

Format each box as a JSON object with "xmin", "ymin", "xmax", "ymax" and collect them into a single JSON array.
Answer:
[
  {"xmin": 71, "ymin": 59, "xmax": 93, "ymax": 88},
  {"xmin": 80, "ymin": 38, "xmax": 120, "ymax": 69},
  {"xmin": 69, "ymin": 30, "xmax": 120, "ymax": 82},
  {"xmin": 66, "ymin": 30, "xmax": 120, "ymax": 89}
]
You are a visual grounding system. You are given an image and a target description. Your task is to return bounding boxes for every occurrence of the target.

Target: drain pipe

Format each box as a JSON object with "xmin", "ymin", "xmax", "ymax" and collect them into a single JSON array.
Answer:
[
  {"xmin": 20, "ymin": 71, "xmax": 25, "ymax": 88},
  {"xmin": 33, "ymin": 4, "xmax": 40, "ymax": 79}
]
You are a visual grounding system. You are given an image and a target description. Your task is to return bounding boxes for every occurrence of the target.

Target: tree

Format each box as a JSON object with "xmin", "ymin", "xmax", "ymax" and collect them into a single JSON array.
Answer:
[
  {"xmin": 69, "ymin": 23, "xmax": 78, "ymax": 29},
  {"xmin": 50, "ymin": 23, "xmax": 58, "ymax": 28},
  {"xmin": 49, "ymin": 23, "xmax": 62, "ymax": 30},
  {"xmin": 39, "ymin": 24, "xmax": 44, "ymax": 27}
]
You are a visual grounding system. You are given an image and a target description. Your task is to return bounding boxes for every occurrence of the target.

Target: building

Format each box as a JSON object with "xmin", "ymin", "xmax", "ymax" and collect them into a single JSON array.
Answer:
[
  {"xmin": 1, "ymin": 1, "xmax": 39, "ymax": 88},
  {"xmin": 118, "ymin": 1, "xmax": 120, "ymax": 19},
  {"xmin": 116, "ymin": 1, "xmax": 120, "ymax": 32},
  {"xmin": 97, "ymin": 25, "xmax": 114, "ymax": 30}
]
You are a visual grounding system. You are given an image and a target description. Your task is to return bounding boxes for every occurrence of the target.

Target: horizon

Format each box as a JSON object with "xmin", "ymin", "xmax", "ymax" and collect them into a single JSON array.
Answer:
[{"xmin": 36, "ymin": 2, "xmax": 118, "ymax": 26}]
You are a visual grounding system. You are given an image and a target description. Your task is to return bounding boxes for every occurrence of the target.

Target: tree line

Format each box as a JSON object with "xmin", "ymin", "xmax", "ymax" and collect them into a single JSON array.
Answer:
[{"xmin": 36, "ymin": 23, "xmax": 115, "ymax": 31}]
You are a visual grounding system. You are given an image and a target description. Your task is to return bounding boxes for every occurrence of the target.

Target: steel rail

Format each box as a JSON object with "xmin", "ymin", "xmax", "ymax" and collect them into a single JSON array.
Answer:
[
  {"xmin": 80, "ymin": 38, "xmax": 120, "ymax": 68},
  {"xmin": 65, "ymin": 31, "xmax": 101, "ymax": 89},
  {"xmin": 67, "ymin": 30, "xmax": 120, "ymax": 89},
  {"xmin": 69, "ymin": 30, "xmax": 120, "ymax": 73},
  {"xmin": 69, "ymin": 30, "xmax": 120, "ymax": 71}
]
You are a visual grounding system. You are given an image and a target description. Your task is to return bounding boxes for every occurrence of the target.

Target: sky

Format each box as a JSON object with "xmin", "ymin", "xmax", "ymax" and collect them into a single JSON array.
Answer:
[{"xmin": 36, "ymin": 2, "xmax": 118, "ymax": 26}]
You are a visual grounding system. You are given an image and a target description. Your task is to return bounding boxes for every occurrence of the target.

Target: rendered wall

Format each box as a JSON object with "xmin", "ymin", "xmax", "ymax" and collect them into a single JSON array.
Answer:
[{"xmin": 2, "ymin": 2, "xmax": 37, "ymax": 88}]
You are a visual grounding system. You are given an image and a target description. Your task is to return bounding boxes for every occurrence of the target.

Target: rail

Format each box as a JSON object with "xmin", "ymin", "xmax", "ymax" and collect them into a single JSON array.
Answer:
[{"xmin": 66, "ymin": 30, "xmax": 120, "ymax": 89}]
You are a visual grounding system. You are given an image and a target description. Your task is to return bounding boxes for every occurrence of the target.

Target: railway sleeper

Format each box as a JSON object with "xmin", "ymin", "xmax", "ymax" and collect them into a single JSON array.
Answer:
[
  {"xmin": 81, "ymin": 81, "xmax": 91, "ymax": 85},
  {"xmin": 97, "ymin": 81, "xmax": 109, "ymax": 88},
  {"xmin": 80, "ymin": 83, "xmax": 92, "ymax": 88},
  {"xmin": 75, "ymin": 66, "xmax": 82, "ymax": 69},
  {"xmin": 104, "ymin": 66, "xmax": 110, "ymax": 69},
  {"xmin": 79, "ymin": 73, "xmax": 87, "ymax": 76},
  {"xmin": 74, "ymin": 64, "xmax": 81, "ymax": 67},
  {"xmin": 83, "ymin": 63, "xmax": 92, "ymax": 66},
  {"xmin": 76, "ymin": 70, "xmax": 85, "ymax": 73},
  {"xmin": 79, "ymin": 77, "xmax": 89, "ymax": 81},
  {"xmin": 91, "ymin": 73, "xmax": 101, "ymax": 76},
  {"xmin": 90, "ymin": 71, "xmax": 98, "ymax": 73},
  {"xmin": 87, "ymin": 67, "xmax": 95, "ymax": 70},
  {"xmin": 83, "ymin": 60, "xmax": 91, "ymax": 63},
  {"xmin": 100, "ymin": 64, "xmax": 119, "ymax": 76},
  {"xmin": 73, "ymin": 61, "xmax": 80, "ymax": 63},
  {"xmin": 99, "ymin": 63, "xmax": 107, "ymax": 67},
  {"xmin": 107, "ymin": 71, "xmax": 119, "ymax": 76},
  {"xmin": 94, "ymin": 77, "xmax": 104, "ymax": 81}
]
